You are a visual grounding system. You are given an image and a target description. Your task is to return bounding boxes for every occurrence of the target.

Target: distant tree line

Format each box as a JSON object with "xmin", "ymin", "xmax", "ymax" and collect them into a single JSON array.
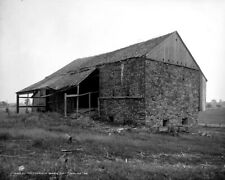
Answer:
[
  {"xmin": 0, "ymin": 101, "xmax": 8, "ymax": 108},
  {"xmin": 206, "ymin": 99, "xmax": 225, "ymax": 109}
]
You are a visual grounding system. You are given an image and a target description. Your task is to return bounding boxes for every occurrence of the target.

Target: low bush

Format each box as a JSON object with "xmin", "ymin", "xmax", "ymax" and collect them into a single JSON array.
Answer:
[{"xmin": 32, "ymin": 138, "xmax": 44, "ymax": 148}]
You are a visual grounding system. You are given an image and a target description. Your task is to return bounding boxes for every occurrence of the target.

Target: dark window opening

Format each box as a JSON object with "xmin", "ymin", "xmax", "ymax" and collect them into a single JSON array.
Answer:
[
  {"xmin": 40, "ymin": 89, "xmax": 45, "ymax": 96},
  {"xmin": 109, "ymin": 115, "xmax": 114, "ymax": 122},
  {"xmin": 163, "ymin": 119, "xmax": 169, "ymax": 126},
  {"xmin": 151, "ymin": 96, "xmax": 156, "ymax": 101},
  {"xmin": 126, "ymin": 88, "xmax": 130, "ymax": 96},
  {"xmin": 182, "ymin": 117, "xmax": 188, "ymax": 125}
]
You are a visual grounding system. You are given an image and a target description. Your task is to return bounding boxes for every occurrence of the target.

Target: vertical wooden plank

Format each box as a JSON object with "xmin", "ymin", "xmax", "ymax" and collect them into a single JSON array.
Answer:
[
  {"xmin": 38, "ymin": 90, "xmax": 40, "ymax": 108},
  {"xmin": 76, "ymin": 85, "xmax": 79, "ymax": 117},
  {"xmin": 89, "ymin": 92, "xmax": 91, "ymax": 114},
  {"xmin": 26, "ymin": 93, "xmax": 29, "ymax": 113},
  {"xmin": 16, "ymin": 94, "xmax": 19, "ymax": 113},
  {"xmin": 64, "ymin": 93, "xmax": 67, "ymax": 117},
  {"xmin": 98, "ymin": 97, "xmax": 100, "ymax": 117}
]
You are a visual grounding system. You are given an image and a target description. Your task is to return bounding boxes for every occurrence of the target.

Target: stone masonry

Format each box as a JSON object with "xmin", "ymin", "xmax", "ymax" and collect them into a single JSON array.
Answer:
[
  {"xmin": 99, "ymin": 58, "xmax": 145, "ymax": 125},
  {"xmin": 145, "ymin": 59, "xmax": 200, "ymax": 127},
  {"xmin": 99, "ymin": 57, "xmax": 200, "ymax": 127}
]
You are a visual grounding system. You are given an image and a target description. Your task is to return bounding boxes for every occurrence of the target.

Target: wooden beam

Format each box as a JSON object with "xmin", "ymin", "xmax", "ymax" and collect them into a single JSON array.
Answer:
[
  {"xmin": 66, "ymin": 94, "xmax": 78, "ymax": 98},
  {"xmin": 18, "ymin": 96, "xmax": 46, "ymax": 99},
  {"xmin": 16, "ymin": 94, "xmax": 19, "ymax": 113},
  {"xmin": 66, "ymin": 91, "xmax": 98, "ymax": 98},
  {"xmin": 17, "ymin": 91, "xmax": 35, "ymax": 95},
  {"xmin": 26, "ymin": 94, "xmax": 29, "ymax": 113},
  {"xmin": 76, "ymin": 85, "xmax": 79, "ymax": 117},
  {"xmin": 98, "ymin": 97, "xmax": 100, "ymax": 117},
  {"xmin": 64, "ymin": 93, "xmax": 67, "ymax": 117},
  {"xmin": 18, "ymin": 105, "xmax": 46, "ymax": 108}
]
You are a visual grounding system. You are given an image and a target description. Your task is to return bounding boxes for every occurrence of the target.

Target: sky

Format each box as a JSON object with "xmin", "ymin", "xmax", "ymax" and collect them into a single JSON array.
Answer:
[{"xmin": 0, "ymin": 0, "xmax": 225, "ymax": 103}]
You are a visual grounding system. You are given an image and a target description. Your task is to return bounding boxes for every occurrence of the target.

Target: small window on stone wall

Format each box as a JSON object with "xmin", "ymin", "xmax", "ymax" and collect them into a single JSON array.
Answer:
[
  {"xmin": 163, "ymin": 119, "xmax": 169, "ymax": 126},
  {"xmin": 126, "ymin": 88, "xmax": 130, "ymax": 96},
  {"xmin": 109, "ymin": 115, "xmax": 114, "ymax": 122},
  {"xmin": 182, "ymin": 117, "xmax": 188, "ymax": 125}
]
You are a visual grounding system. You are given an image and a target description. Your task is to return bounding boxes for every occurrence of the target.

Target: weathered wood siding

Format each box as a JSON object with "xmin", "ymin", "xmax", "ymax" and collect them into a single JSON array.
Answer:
[
  {"xmin": 46, "ymin": 87, "xmax": 77, "ymax": 114},
  {"xmin": 146, "ymin": 32, "xmax": 199, "ymax": 70},
  {"xmin": 47, "ymin": 92, "xmax": 64, "ymax": 113},
  {"xmin": 32, "ymin": 89, "xmax": 46, "ymax": 112}
]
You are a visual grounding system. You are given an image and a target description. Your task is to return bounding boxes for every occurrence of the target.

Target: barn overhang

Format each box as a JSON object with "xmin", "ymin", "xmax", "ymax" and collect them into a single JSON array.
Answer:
[
  {"xmin": 17, "ymin": 67, "xmax": 96, "ymax": 94},
  {"xmin": 16, "ymin": 67, "xmax": 96, "ymax": 113}
]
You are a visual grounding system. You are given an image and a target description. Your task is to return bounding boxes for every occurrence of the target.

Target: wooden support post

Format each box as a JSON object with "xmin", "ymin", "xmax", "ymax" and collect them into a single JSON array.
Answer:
[
  {"xmin": 76, "ymin": 85, "xmax": 79, "ymax": 117},
  {"xmin": 64, "ymin": 93, "xmax": 67, "ymax": 117},
  {"xmin": 98, "ymin": 97, "xmax": 100, "ymax": 117},
  {"xmin": 26, "ymin": 93, "xmax": 29, "ymax": 113},
  {"xmin": 16, "ymin": 94, "xmax": 19, "ymax": 113},
  {"xmin": 89, "ymin": 92, "xmax": 91, "ymax": 114},
  {"xmin": 38, "ymin": 91, "xmax": 40, "ymax": 107}
]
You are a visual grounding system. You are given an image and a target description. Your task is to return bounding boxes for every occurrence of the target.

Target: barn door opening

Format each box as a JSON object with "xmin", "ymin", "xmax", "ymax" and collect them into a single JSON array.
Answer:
[{"xmin": 64, "ymin": 69, "xmax": 99, "ymax": 117}]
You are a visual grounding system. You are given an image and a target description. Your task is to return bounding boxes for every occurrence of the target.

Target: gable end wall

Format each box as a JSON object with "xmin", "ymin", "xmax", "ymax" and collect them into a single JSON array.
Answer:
[{"xmin": 145, "ymin": 59, "xmax": 200, "ymax": 127}]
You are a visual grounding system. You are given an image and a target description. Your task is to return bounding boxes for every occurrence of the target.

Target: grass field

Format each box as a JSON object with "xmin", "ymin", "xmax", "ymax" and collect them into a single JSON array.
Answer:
[
  {"xmin": 198, "ymin": 108, "xmax": 225, "ymax": 126},
  {"xmin": 0, "ymin": 110, "xmax": 225, "ymax": 180}
]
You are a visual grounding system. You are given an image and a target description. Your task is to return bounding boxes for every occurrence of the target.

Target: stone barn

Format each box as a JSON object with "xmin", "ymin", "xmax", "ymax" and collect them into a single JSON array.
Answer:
[{"xmin": 17, "ymin": 31, "xmax": 207, "ymax": 127}]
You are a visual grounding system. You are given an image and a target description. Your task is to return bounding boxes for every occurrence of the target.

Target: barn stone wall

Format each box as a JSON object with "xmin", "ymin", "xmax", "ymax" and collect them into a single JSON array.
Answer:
[
  {"xmin": 99, "ymin": 58, "xmax": 145, "ymax": 124},
  {"xmin": 99, "ymin": 99, "xmax": 145, "ymax": 125},
  {"xmin": 145, "ymin": 59, "xmax": 200, "ymax": 127}
]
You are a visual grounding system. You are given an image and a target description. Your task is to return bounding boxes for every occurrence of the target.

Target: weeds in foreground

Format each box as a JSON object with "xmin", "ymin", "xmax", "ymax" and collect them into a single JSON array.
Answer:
[
  {"xmin": 0, "ymin": 165, "xmax": 10, "ymax": 180},
  {"xmin": 0, "ymin": 111, "xmax": 225, "ymax": 179}
]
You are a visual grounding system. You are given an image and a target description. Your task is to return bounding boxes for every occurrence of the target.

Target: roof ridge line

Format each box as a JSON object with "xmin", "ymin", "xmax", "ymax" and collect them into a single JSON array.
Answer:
[{"xmin": 145, "ymin": 31, "xmax": 174, "ymax": 56}]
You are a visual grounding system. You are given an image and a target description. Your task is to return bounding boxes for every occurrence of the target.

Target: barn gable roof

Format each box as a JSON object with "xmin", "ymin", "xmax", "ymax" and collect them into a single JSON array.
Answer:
[
  {"xmin": 146, "ymin": 31, "xmax": 207, "ymax": 81},
  {"xmin": 46, "ymin": 32, "xmax": 173, "ymax": 77},
  {"xmin": 17, "ymin": 31, "xmax": 206, "ymax": 94}
]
